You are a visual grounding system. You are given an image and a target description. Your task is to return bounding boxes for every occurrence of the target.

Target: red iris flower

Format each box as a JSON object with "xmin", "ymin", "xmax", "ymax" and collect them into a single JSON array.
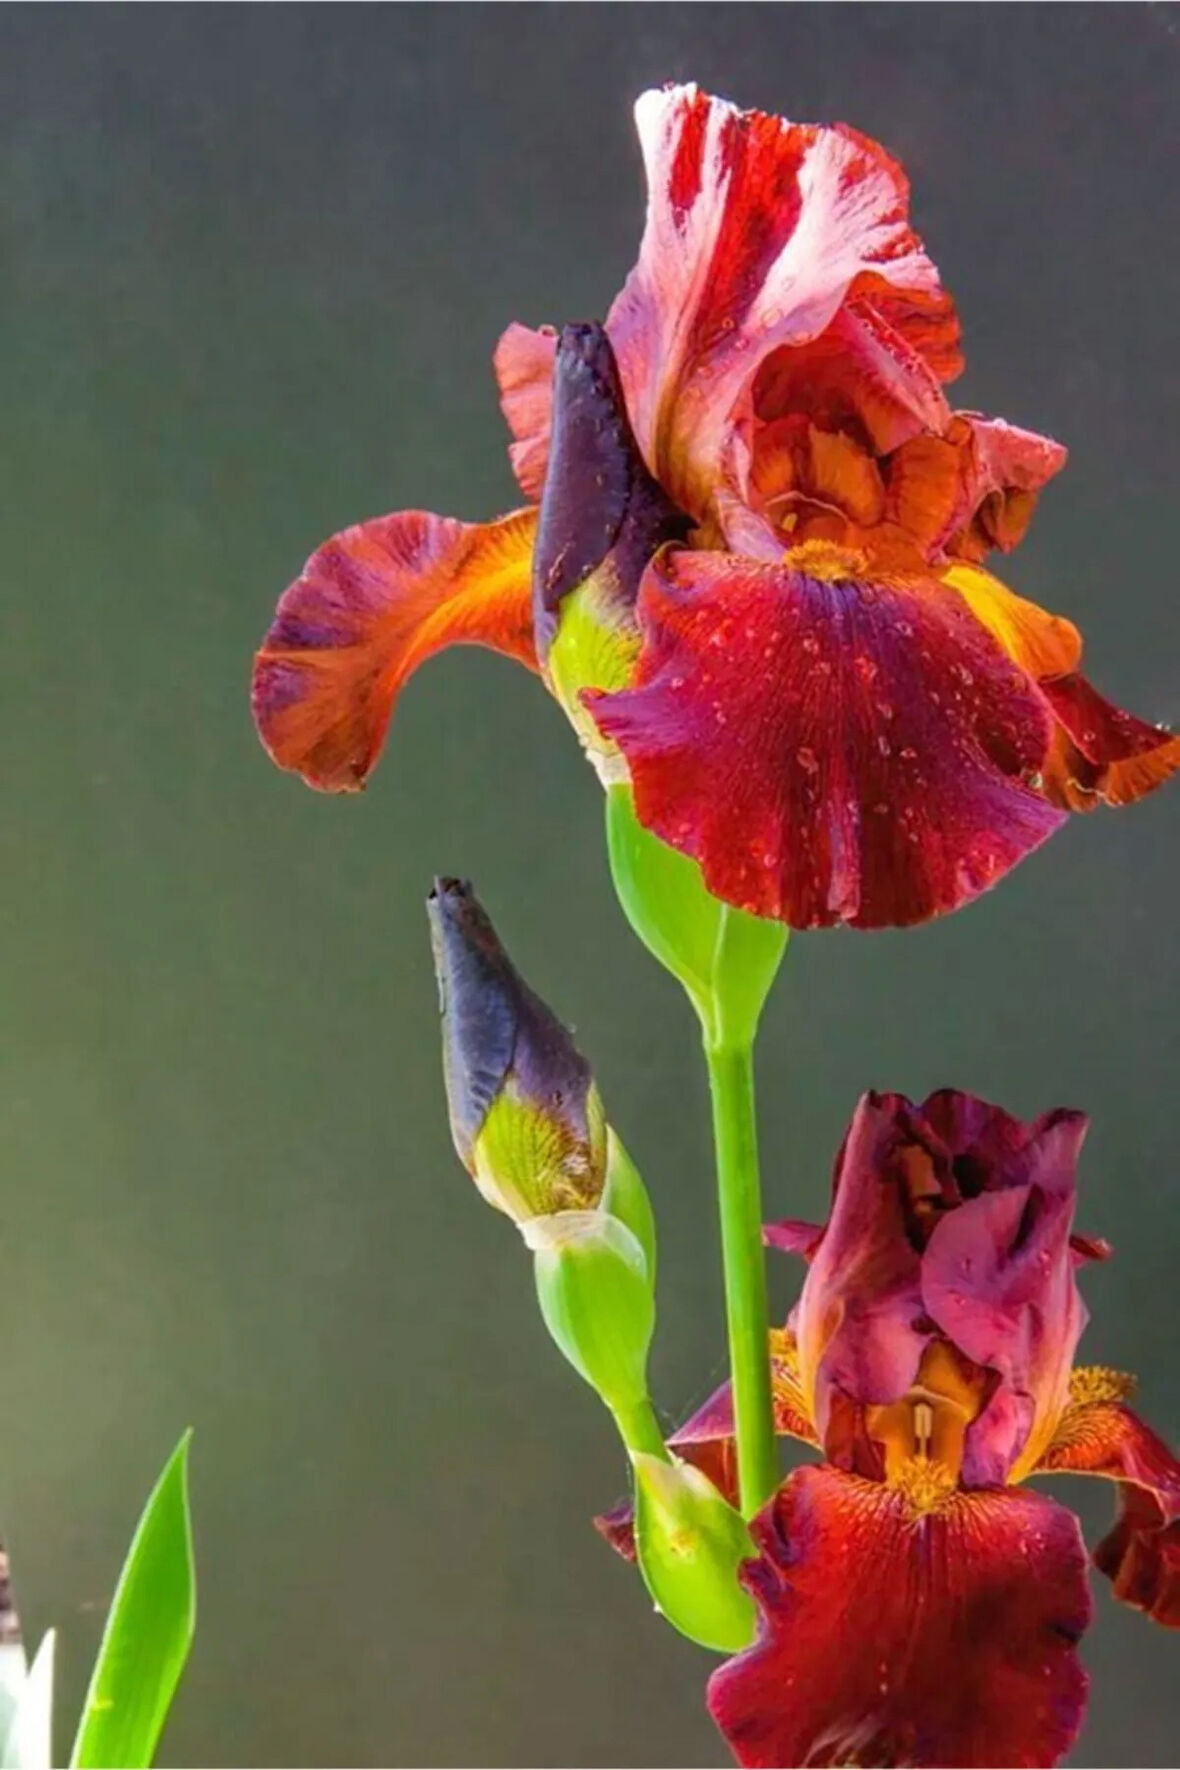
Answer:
[
  {"xmin": 629, "ymin": 1090, "xmax": 1179, "ymax": 1766},
  {"xmin": 253, "ymin": 84, "xmax": 1177, "ymax": 928}
]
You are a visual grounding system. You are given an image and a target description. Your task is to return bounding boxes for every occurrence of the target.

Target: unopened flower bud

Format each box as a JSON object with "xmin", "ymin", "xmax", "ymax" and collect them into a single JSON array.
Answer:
[
  {"xmin": 427, "ymin": 878, "xmax": 607, "ymax": 1223},
  {"xmin": 523, "ymin": 1210, "xmax": 654, "ymax": 1415},
  {"xmin": 631, "ymin": 1453, "xmax": 758, "ymax": 1653}
]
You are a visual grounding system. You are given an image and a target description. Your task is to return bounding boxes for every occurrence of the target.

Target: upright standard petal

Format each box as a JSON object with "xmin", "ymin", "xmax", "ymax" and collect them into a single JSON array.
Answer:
[
  {"xmin": 253, "ymin": 507, "xmax": 538, "ymax": 791},
  {"xmin": 590, "ymin": 545, "xmax": 1063, "ymax": 928},
  {"xmin": 919, "ymin": 1106, "xmax": 1091, "ymax": 1484},
  {"xmin": 494, "ymin": 323, "xmax": 557, "ymax": 499},
  {"xmin": 605, "ymin": 85, "xmax": 961, "ymax": 515},
  {"xmin": 1037, "ymin": 1372, "xmax": 1180, "ymax": 1626},
  {"xmin": 708, "ymin": 1465, "xmax": 1090, "ymax": 1769}
]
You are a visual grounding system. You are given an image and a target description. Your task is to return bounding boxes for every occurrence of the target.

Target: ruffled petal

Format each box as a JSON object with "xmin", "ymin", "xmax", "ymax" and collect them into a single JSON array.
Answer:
[
  {"xmin": 493, "ymin": 323, "xmax": 556, "ymax": 499},
  {"xmin": 606, "ymin": 84, "xmax": 961, "ymax": 516},
  {"xmin": 920, "ymin": 1108, "xmax": 1090, "ymax": 1484},
  {"xmin": 253, "ymin": 507, "xmax": 538, "ymax": 791},
  {"xmin": 790, "ymin": 1095, "xmax": 928, "ymax": 1458},
  {"xmin": 944, "ymin": 564, "xmax": 1180, "ymax": 811},
  {"xmin": 1037, "ymin": 1382, "xmax": 1180, "ymax": 1626},
  {"xmin": 750, "ymin": 301, "xmax": 952, "ymax": 461},
  {"xmin": 708, "ymin": 1465, "xmax": 1090, "ymax": 1769},
  {"xmin": 1038, "ymin": 672, "xmax": 1180, "ymax": 810},
  {"xmin": 887, "ymin": 416, "xmax": 1067, "ymax": 564},
  {"xmin": 589, "ymin": 545, "xmax": 1064, "ymax": 928}
]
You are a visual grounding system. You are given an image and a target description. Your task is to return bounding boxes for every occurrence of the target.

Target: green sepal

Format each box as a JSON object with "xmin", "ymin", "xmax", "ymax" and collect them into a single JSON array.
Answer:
[
  {"xmin": 631, "ymin": 1453, "xmax": 758, "ymax": 1654},
  {"xmin": 605, "ymin": 786, "xmax": 787, "ymax": 1048},
  {"xmin": 600, "ymin": 1131, "xmax": 656, "ymax": 1290},
  {"xmin": 522, "ymin": 1210, "xmax": 654, "ymax": 1414}
]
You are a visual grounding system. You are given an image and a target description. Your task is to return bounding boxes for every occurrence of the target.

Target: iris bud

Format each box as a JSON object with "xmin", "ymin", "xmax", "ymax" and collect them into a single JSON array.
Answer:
[
  {"xmin": 631, "ymin": 1453, "xmax": 758, "ymax": 1653},
  {"xmin": 427, "ymin": 878, "xmax": 606, "ymax": 1223}
]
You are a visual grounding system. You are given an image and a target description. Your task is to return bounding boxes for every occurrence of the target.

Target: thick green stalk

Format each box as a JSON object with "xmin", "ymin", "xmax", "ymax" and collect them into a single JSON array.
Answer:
[{"xmin": 704, "ymin": 1038, "xmax": 777, "ymax": 1517}]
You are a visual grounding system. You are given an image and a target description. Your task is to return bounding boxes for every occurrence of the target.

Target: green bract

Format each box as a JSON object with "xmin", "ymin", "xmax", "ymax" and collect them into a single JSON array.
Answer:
[
  {"xmin": 523, "ymin": 1210, "xmax": 655, "ymax": 1417},
  {"xmin": 631, "ymin": 1453, "xmax": 758, "ymax": 1653},
  {"xmin": 606, "ymin": 785, "xmax": 787, "ymax": 1050}
]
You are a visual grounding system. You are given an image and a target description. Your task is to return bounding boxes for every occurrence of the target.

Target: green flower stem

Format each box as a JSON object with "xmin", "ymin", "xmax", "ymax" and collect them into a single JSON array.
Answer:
[
  {"xmin": 612, "ymin": 1396, "xmax": 671, "ymax": 1462},
  {"xmin": 704, "ymin": 1038, "xmax": 777, "ymax": 1518}
]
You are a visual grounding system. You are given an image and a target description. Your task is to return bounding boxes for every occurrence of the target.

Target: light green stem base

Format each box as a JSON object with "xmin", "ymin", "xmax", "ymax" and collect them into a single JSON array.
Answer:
[
  {"xmin": 704, "ymin": 1040, "xmax": 777, "ymax": 1517},
  {"xmin": 612, "ymin": 1396, "xmax": 671, "ymax": 1462}
]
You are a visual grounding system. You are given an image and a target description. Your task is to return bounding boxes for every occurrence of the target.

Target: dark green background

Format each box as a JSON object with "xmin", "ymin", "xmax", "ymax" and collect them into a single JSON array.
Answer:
[{"xmin": 1, "ymin": 5, "xmax": 1176, "ymax": 1765}]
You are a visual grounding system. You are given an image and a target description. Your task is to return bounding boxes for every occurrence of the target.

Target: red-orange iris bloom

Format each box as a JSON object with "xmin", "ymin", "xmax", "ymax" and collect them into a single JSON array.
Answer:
[
  {"xmin": 604, "ymin": 1091, "xmax": 1178, "ymax": 1767},
  {"xmin": 252, "ymin": 84, "xmax": 1177, "ymax": 928}
]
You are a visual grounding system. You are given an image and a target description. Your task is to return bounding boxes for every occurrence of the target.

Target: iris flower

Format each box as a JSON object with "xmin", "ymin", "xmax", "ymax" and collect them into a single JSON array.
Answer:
[
  {"xmin": 620, "ymin": 1090, "xmax": 1179, "ymax": 1766},
  {"xmin": 253, "ymin": 83, "xmax": 1176, "ymax": 928}
]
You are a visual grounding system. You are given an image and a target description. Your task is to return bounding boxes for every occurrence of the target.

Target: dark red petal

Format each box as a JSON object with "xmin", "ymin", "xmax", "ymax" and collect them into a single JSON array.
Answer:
[
  {"xmin": 920, "ymin": 1109, "xmax": 1089, "ymax": 1485},
  {"xmin": 1039, "ymin": 671, "xmax": 1180, "ymax": 810},
  {"xmin": 762, "ymin": 1219, "xmax": 823, "ymax": 1262},
  {"xmin": 593, "ymin": 1498, "xmax": 637, "ymax": 1563},
  {"xmin": 493, "ymin": 322, "xmax": 556, "ymax": 499},
  {"xmin": 708, "ymin": 1466, "xmax": 1090, "ymax": 1769},
  {"xmin": 790, "ymin": 1095, "xmax": 928, "ymax": 1462},
  {"xmin": 607, "ymin": 85, "xmax": 960, "ymax": 515},
  {"xmin": 252, "ymin": 507, "xmax": 538, "ymax": 791},
  {"xmin": 589, "ymin": 546, "xmax": 1064, "ymax": 929},
  {"xmin": 1038, "ymin": 1397, "xmax": 1180, "ymax": 1626}
]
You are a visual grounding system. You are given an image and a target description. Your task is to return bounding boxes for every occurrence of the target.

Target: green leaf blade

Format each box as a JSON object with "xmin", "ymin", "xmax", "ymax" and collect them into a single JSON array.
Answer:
[{"xmin": 71, "ymin": 1433, "xmax": 196, "ymax": 1770}]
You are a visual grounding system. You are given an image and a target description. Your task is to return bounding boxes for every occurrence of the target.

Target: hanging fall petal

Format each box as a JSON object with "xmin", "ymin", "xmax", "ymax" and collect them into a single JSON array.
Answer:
[
  {"xmin": 589, "ymin": 545, "xmax": 1063, "ymax": 928},
  {"xmin": 253, "ymin": 507, "xmax": 538, "ymax": 791},
  {"xmin": 708, "ymin": 1465, "xmax": 1090, "ymax": 1769}
]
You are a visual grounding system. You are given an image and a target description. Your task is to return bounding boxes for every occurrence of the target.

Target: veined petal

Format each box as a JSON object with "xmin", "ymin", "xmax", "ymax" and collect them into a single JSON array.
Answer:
[
  {"xmin": 887, "ymin": 416, "xmax": 1067, "ymax": 565},
  {"xmin": 1037, "ymin": 1377, "xmax": 1180, "ymax": 1626},
  {"xmin": 253, "ymin": 507, "xmax": 538, "ymax": 791},
  {"xmin": 945, "ymin": 564, "xmax": 1180, "ymax": 810},
  {"xmin": 606, "ymin": 84, "xmax": 961, "ymax": 516},
  {"xmin": 708, "ymin": 1465, "xmax": 1090, "ymax": 1769},
  {"xmin": 589, "ymin": 545, "xmax": 1064, "ymax": 928},
  {"xmin": 494, "ymin": 323, "xmax": 557, "ymax": 499}
]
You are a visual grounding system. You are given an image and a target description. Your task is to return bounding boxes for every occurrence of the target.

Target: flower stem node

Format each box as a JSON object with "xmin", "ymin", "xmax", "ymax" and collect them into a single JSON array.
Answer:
[
  {"xmin": 631, "ymin": 1452, "xmax": 758, "ymax": 1654},
  {"xmin": 523, "ymin": 1210, "xmax": 655, "ymax": 1417}
]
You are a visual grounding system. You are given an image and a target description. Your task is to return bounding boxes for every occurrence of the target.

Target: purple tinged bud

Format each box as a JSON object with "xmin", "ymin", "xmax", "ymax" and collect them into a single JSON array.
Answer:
[
  {"xmin": 426, "ymin": 878, "xmax": 606, "ymax": 1222},
  {"xmin": 532, "ymin": 322, "xmax": 689, "ymax": 659}
]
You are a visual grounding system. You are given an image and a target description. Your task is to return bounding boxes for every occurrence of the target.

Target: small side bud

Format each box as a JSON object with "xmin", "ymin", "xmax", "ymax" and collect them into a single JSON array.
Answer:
[
  {"xmin": 427, "ymin": 879, "xmax": 606, "ymax": 1222},
  {"xmin": 525, "ymin": 1211, "xmax": 654, "ymax": 1415},
  {"xmin": 631, "ymin": 1454, "xmax": 758, "ymax": 1653}
]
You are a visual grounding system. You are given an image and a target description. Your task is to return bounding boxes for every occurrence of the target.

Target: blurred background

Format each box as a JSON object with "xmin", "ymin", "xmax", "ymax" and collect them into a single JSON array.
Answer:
[{"xmin": 0, "ymin": 5, "xmax": 1176, "ymax": 1764}]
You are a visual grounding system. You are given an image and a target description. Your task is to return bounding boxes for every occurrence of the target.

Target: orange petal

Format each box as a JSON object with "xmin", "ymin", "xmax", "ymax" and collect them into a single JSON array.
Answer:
[
  {"xmin": 1038, "ymin": 671, "xmax": 1180, "ymax": 810},
  {"xmin": 942, "ymin": 562, "xmax": 1082, "ymax": 680},
  {"xmin": 253, "ymin": 506, "xmax": 538, "ymax": 791},
  {"xmin": 1037, "ymin": 1383, "xmax": 1180, "ymax": 1627},
  {"xmin": 943, "ymin": 563, "xmax": 1179, "ymax": 809}
]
